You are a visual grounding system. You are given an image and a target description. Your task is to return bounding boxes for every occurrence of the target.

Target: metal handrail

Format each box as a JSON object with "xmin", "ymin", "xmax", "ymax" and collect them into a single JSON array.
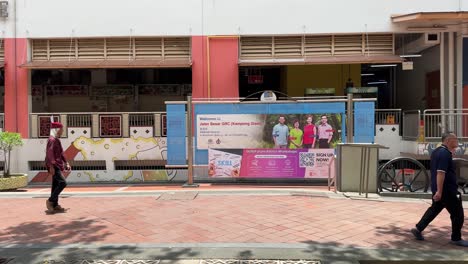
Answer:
[
  {"xmin": 422, "ymin": 108, "xmax": 468, "ymax": 139},
  {"xmin": 403, "ymin": 110, "xmax": 421, "ymax": 116},
  {"xmin": 424, "ymin": 108, "xmax": 468, "ymax": 113},
  {"xmin": 375, "ymin": 108, "xmax": 402, "ymax": 112},
  {"xmin": 328, "ymin": 155, "xmax": 336, "ymax": 193},
  {"xmin": 189, "ymin": 98, "xmax": 377, "ymax": 104}
]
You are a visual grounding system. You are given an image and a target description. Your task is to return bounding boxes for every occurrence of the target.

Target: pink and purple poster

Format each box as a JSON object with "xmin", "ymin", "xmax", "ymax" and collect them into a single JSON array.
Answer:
[{"xmin": 208, "ymin": 148, "xmax": 335, "ymax": 179}]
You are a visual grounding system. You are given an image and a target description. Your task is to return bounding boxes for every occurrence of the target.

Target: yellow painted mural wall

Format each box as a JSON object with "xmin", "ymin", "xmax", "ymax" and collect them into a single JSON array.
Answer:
[{"xmin": 285, "ymin": 64, "xmax": 362, "ymax": 97}]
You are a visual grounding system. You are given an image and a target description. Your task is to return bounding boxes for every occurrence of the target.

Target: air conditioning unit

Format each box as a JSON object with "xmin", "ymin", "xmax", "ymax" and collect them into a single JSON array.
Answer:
[
  {"xmin": 0, "ymin": 1, "xmax": 8, "ymax": 18},
  {"xmin": 397, "ymin": 33, "xmax": 440, "ymax": 54}
]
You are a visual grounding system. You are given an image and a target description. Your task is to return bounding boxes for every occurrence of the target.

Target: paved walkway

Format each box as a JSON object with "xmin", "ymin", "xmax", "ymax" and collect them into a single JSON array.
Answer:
[{"xmin": 1, "ymin": 185, "xmax": 468, "ymax": 263}]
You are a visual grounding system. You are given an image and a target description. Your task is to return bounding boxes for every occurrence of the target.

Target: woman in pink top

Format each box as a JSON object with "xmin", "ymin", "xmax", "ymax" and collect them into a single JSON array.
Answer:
[{"xmin": 303, "ymin": 115, "xmax": 316, "ymax": 148}]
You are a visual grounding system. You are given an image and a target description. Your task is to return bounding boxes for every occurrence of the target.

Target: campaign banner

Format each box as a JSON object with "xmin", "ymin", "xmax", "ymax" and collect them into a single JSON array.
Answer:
[
  {"xmin": 208, "ymin": 148, "xmax": 335, "ymax": 179},
  {"xmin": 197, "ymin": 114, "xmax": 342, "ymax": 150}
]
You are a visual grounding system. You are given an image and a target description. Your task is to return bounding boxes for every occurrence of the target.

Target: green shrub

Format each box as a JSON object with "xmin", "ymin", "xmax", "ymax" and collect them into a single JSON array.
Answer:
[{"xmin": 0, "ymin": 132, "xmax": 24, "ymax": 177}]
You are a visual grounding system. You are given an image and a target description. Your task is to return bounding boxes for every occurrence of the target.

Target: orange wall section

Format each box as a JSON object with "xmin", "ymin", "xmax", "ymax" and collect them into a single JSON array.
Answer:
[{"xmin": 191, "ymin": 36, "xmax": 239, "ymax": 99}]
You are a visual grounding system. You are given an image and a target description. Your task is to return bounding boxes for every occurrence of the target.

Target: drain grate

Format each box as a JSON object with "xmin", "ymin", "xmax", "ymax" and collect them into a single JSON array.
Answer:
[
  {"xmin": 42, "ymin": 260, "xmax": 319, "ymax": 264},
  {"xmin": 200, "ymin": 260, "xmax": 320, "ymax": 264},
  {"xmin": 359, "ymin": 260, "xmax": 468, "ymax": 264}
]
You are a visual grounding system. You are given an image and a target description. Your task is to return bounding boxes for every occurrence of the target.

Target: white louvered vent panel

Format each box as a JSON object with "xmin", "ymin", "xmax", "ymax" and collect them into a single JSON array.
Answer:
[
  {"xmin": 304, "ymin": 35, "xmax": 333, "ymax": 57},
  {"xmin": 240, "ymin": 37, "xmax": 273, "ymax": 59},
  {"xmin": 273, "ymin": 36, "xmax": 302, "ymax": 57},
  {"xmin": 49, "ymin": 39, "xmax": 76, "ymax": 61},
  {"xmin": 106, "ymin": 38, "xmax": 133, "ymax": 60},
  {"xmin": 334, "ymin": 35, "xmax": 363, "ymax": 56},
  {"xmin": 365, "ymin": 34, "xmax": 394, "ymax": 55},
  {"xmin": 31, "ymin": 39, "xmax": 49, "ymax": 61},
  {"xmin": 0, "ymin": 40, "xmax": 4, "ymax": 62},
  {"xmin": 164, "ymin": 37, "xmax": 191, "ymax": 59},
  {"xmin": 135, "ymin": 38, "xmax": 163, "ymax": 59},
  {"xmin": 77, "ymin": 39, "xmax": 105, "ymax": 60}
]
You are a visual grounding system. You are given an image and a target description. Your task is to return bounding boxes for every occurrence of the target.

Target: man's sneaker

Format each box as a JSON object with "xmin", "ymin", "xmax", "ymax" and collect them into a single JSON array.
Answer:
[
  {"xmin": 451, "ymin": 239, "xmax": 468, "ymax": 247},
  {"xmin": 411, "ymin": 228, "xmax": 424, "ymax": 241},
  {"xmin": 45, "ymin": 199, "xmax": 54, "ymax": 213}
]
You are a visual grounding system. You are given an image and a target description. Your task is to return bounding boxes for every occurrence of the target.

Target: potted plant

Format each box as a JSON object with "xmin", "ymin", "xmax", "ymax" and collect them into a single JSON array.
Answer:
[{"xmin": 0, "ymin": 132, "xmax": 27, "ymax": 191}]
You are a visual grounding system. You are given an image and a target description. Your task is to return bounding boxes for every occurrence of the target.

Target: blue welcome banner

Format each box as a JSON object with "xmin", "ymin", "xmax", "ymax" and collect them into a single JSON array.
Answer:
[
  {"xmin": 166, "ymin": 104, "xmax": 187, "ymax": 165},
  {"xmin": 354, "ymin": 101, "xmax": 375, "ymax": 143}
]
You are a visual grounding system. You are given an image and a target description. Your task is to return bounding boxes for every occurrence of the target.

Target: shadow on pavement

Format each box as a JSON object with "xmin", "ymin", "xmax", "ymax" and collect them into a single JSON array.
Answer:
[
  {"xmin": 299, "ymin": 223, "xmax": 467, "ymax": 263},
  {"xmin": 0, "ymin": 215, "xmax": 200, "ymax": 263}
]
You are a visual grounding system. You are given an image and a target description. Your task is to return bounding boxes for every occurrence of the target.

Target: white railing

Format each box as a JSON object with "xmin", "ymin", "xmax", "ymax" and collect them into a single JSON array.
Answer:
[
  {"xmin": 29, "ymin": 112, "xmax": 169, "ymax": 138},
  {"xmin": 375, "ymin": 109, "xmax": 402, "ymax": 135},
  {"xmin": 375, "ymin": 109, "xmax": 401, "ymax": 125},
  {"xmin": 402, "ymin": 110, "xmax": 421, "ymax": 140},
  {"xmin": 423, "ymin": 109, "xmax": 468, "ymax": 140}
]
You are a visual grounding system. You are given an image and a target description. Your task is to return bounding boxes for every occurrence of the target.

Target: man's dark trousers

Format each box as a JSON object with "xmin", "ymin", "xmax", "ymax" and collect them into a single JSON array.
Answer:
[
  {"xmin": 48, "ymin": 166, "xmax": 67, "ymax": 208},
  {"xmin": 416, "ymin": 192, "xmax": 464, "ymax": 241}
]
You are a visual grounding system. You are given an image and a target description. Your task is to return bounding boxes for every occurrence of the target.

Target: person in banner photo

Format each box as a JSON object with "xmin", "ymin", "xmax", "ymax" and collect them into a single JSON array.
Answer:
[
  {"xmin": 303, "ymin": 115, "xmax": 316, "ymax": 149},
  {"xmin": 272, "ymin": 116, "xmax": 289, "ymax": 149},
  {"xmin": 317, "ymin": 115, "xmax": 334, "ymax": 148},
  {"xmin": 289, "ymin": 120, "xmax": 303, "ymax": 149}
]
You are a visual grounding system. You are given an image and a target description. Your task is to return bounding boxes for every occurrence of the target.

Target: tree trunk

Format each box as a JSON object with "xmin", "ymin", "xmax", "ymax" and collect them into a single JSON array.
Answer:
[
  {"xmin": 2, "ymin": 150, "xmax": 6, "ymax": 178},
  {"xmin": 6, "ymin": 149, "xmax": 10, "ymax": 177}
]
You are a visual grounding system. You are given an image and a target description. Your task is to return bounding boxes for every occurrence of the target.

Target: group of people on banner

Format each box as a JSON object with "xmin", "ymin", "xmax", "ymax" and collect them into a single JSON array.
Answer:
[{"xmin": 272, "ymin": 115, "xmax": 334, "ymax": 149}]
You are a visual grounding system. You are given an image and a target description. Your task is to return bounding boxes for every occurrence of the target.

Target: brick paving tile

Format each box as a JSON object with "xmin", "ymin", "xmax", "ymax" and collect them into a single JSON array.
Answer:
[{"xmin": 0, "ymin": 195, "xmax": 467, "ymax": 251}]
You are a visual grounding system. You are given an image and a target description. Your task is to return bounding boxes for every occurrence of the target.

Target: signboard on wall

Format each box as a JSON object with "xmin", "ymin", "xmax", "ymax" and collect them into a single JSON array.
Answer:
[
  {"xmin": 248, "ymin": 75, "xmax": 264, "ymax": 84},
  {"xmin": 346, "ymin": 87, "xmax": 378, "ymax": 94},
  {"xmin": 304, "ymin": 88, "xmax": 336, "ymax": 95},
  {"xmin": 208, "ymin": 148, "xmax": 335, "ymax": 179},
  {"xmin": 402, "ymin": 61, "xmax": 414, "ymax": 71}
]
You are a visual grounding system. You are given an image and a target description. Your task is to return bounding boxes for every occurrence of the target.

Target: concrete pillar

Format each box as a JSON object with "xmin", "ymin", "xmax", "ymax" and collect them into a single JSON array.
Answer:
[
  {"xmin": 449, "ymin": 32, "xmax": 455, "ymax": 130},
  {"xmin": 440, "ymin": 33, "xmax": 446, "ymax": 132},
  {"xmin": 4, "ymin": 38, "xmax": 30, "ymax": 138},
  {"xmin": 456, "ymin": 31, "xmax": 463, "ymax": 137}
]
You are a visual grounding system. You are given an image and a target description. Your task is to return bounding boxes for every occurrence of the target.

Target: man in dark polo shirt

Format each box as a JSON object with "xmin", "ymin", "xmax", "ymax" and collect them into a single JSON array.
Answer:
[{"xmin": 411, "ymin": 132, "xmax": 468, "ymax": 247}]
